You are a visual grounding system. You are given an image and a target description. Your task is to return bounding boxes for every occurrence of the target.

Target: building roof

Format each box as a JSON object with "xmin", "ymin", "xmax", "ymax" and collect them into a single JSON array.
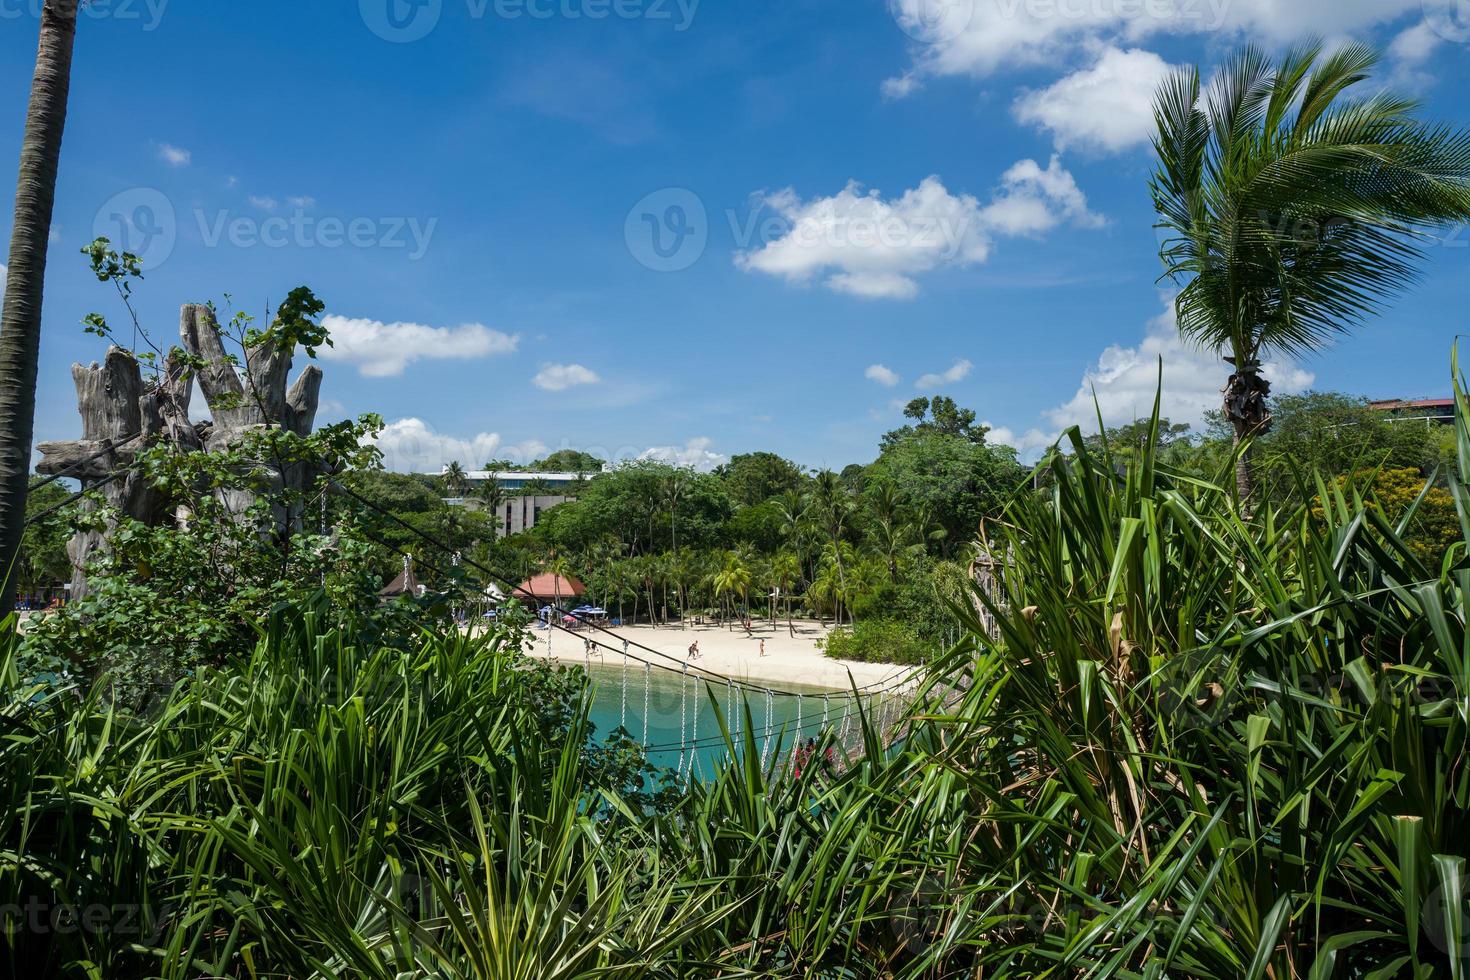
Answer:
[
  {"xmin": 514, "ymin": 572, "xmax": 587, "ymax": 599},
  {"xmin": 380, "ymin": 557, "xmax": 423, "ymax": 598},
  {"xmin": 1369, "ymin": 398, "xmax": 1453, "ymax": 410},
  {"xmin": 437, "ymin": 468, "xmax": 592, "ymax": 484}
]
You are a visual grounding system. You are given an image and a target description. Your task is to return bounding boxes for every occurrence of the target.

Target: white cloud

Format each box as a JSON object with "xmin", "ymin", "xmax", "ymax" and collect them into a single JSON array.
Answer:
[
  {"xmin": 984, "ymin": 423, "xmax": 1057, "ymax": 454},
  {"xmin": 248, "ymin": 195, "xmax": 278, "ymax": 211},
  {"xmin": 320, "ymin": 314, "xmax": 519, "ymax": 378},
  {"xmin": 1013, "ymin": 46, "xmax": 1179, "ymax": 154},
  {"xmin": 979, "ymin": 155, "xmax": 1106, "ymax": 236},
  {"xmin": 372, "ymin": 418, "xmax": 508, "ymax": 473},
  {"xmin": 287, "ymin": 195, "xmax": 317, "ymax": 209},
  {"xmin": 157, "ymin": 143, "xmax": 191, "ymax": 167},
  {"xmin": 866, "ymin": 363, "xmax": 902, "ymax": 387},
  {"xmin": 886, "ymin": 0, "xmax": 1423, "ymax": 90},
  {"xmin": 736, "ymin": 161, "xmax": 1101, "ymax": 300},
  {"xmin": 881, "ymin": 71, "xmax": 923, "ymax": 99},
  {"xmin": 1043, "ymin": 296, "xmax": 1314, "ymax": 436},
  {"xmin": 533, "ymin": 363, "xmax": 601, "ymax": 392},
  {"xmin": 636, "ymin": 436, "xmax": 728, "ymax": 472},
  {"xmin": 915, "ymin": 359, "xmax": 973, "ymax": 391}
]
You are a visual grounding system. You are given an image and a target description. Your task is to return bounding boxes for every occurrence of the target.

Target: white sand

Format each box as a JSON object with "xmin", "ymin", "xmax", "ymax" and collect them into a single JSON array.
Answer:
[{"xmin": 518, "ymin": 619, "xmax": 908, "ymax": 692}]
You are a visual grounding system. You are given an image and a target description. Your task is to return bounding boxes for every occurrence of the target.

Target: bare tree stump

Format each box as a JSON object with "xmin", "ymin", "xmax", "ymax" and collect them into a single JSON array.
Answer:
[
  {"xmin": 35, "ymin": 304, "xmax": 326, "ymax": 597},
  {"xmin": 178, "ymin": 303, "xmax": 324, "ymax": 530},
  {"xmin": 35, "ymin": 348, "xmax": 154, "ymax": 598}
]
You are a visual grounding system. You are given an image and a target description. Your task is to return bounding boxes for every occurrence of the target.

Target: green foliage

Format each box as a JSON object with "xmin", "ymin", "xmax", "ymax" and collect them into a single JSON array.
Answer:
[
  {"xmin": 818, "ymin": 618, "xmax": 930, "ymax": 665},
  {"xmin": 532, "ymin": 461, "xmax": 733, "ymax": 556},
  {"xmin": 531, "ymin": 449, "xmax": 605, "ymax": 473},
  {"xmin": 7, "ymin": 372, "xmax": 1470, "ymax": 976},
  {"xmin": 715, "ymin": 451, "xmax": 807, "ymax": 506},
  {"xmin": 885, "ymin": 394, "xmax": 989, "ymax": 446},
  {"xmin": 1153, "ymin": 43, "xmax": 1470, "ymax": 365},
  {"xmin": 18, "ymin": 479, "xmax": 71, "ymax": 596},
  {"xmin": 1259, "ymin": 392, "xmax": 1449, "ymax": 489},
  {"xmin": 867, "ymin": 430, "xmax": 1024, "ymax": 556}
]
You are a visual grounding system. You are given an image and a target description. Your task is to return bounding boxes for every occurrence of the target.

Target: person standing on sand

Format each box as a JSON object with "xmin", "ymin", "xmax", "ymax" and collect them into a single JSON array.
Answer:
[{"xmin": 759, "ymin": 639, "xmax": 766, "ymax": 658}]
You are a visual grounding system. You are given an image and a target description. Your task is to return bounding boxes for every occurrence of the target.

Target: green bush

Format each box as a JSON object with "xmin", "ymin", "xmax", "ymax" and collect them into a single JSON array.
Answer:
[{"xmin": 819, "ymin": 618, "xmax": 931, "ymax": 664}]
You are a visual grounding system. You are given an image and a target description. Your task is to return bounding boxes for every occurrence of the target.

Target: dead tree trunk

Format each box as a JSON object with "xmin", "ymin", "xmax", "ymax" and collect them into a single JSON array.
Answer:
[
  {"xmin": 178, "ymin": 303, "xmax": 322, "ymax": 533},
  {"xmin": 34, "ymin": 304, "xmax": 323, "ymax": 597}
]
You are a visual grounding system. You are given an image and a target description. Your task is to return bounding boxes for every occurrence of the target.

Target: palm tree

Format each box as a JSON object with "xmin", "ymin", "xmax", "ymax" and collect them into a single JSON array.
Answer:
[
  {"xmin": 710, "ymin": 551, "xmax": 751, "ymax": 631},
  {"xmin": 866, "ymin": 482, "xmax": 918, "ymax": 582},
  {"xmin": 444, "ymin": 461, "xmax": 469, "ymax": 498},
  {"xmin": 771, "ymin": 551, "xmax": 801, "ymax": 637},
  {"xmin": 1151, "ymin": 43, "xmax": 1470, "ymax": 503},
  {"xmin": 477, "ymin": 473, "xmax": 506, "ymax": 534},
  {"xmin": 0, "ymin": 0, "xmax": 80, "ymax": 618},
  {"xmin": 809, "ymin": 471, "xmax": 853, "ymax": 624},
  {"xmin": 544, "ymin": 553, "xmax": 573, "ymax": 622}
]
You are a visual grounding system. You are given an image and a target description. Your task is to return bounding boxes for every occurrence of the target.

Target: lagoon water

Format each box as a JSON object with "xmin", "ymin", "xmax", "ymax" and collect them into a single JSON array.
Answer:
[{"xmin": 579, "ymin": 661, "xmax": 870, "ymax": 780}]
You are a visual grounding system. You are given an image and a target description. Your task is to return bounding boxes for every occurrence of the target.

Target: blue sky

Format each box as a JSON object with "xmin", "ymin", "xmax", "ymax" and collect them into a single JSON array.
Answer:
[{"xmin": 3, "ymin": 0, "xmax": 1469, "ymax": 472}]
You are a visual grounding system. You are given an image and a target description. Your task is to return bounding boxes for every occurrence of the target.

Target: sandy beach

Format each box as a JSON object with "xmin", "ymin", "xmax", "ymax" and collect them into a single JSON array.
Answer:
[{"xmin": 518, "ymin": 619, "xmax": 909, "ymax": 692}]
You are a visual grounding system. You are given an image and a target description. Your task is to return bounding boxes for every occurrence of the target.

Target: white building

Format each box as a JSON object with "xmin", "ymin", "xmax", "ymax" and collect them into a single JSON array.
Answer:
[{"xmin": 435, "ymin": 468, "xmax": 591, "ymax": 538}]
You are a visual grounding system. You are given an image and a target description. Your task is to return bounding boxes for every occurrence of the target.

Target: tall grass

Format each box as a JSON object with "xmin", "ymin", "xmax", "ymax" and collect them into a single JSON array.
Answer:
[{"xmin": 4, "ymin": 378, "xmax": 1468, "ymax": 976}]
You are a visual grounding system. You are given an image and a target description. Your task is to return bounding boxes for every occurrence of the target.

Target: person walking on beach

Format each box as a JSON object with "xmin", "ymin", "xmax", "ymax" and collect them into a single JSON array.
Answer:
[{"xmin": 759, "ymin": 638, "xmax": 766, "ymax": 658}]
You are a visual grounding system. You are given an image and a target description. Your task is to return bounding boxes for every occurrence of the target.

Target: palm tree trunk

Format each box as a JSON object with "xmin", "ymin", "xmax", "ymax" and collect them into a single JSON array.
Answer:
[
  {"xmin": 1224, "ymin": 357, "xmax": 1272, "ymax": 510},
  {"xmin": 0, "ymin": 0, "xmax": 79, "ymax": 619}
]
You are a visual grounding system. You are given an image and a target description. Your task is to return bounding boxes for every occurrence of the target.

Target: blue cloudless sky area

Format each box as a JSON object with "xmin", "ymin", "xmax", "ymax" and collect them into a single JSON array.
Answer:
[{"xmin": 2, "ymin": 0, "xmax": 1468, "ymax": 471}]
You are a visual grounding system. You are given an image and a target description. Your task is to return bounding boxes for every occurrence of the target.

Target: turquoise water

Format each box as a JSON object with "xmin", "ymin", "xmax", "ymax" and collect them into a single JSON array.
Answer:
[{"xmin": 578, "ymin": 661, "xmax": 885, "ymax": 781}]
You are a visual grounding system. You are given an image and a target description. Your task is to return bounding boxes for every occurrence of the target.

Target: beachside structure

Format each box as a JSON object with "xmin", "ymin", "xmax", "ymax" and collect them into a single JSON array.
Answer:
[
  {"xmin": 1369, "ymin": 397, "xmax": 1454, "ymax": 426},
  {"xmin": 514, "ymin": 573, "xmax": 587, "ymax": 606},
  {"xmin": 434, "ymin": 468, "xmax": 596, "ymax": 537}
]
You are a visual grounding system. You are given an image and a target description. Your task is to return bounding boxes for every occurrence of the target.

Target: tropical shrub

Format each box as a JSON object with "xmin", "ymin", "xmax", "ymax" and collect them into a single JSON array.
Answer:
[{"xmin": 818, "ymin": 618, "xmax": 931, "ymax": 665}]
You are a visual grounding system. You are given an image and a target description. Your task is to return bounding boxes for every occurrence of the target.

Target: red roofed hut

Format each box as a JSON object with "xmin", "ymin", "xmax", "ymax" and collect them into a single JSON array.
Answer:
[{"xmin": 515, "ymin": 572, "xmax": 587, "ymax": 606}]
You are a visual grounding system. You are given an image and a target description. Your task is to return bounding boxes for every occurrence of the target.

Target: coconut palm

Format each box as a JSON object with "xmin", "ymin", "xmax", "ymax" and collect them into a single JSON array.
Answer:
[
  {"xmin": 809, "ymin": 471, "xmax": 853, "ymax": 624},
  {"xmin": 477, "ymin": 473, "xmax": 506, "ymax": 533},
  {"xmin": 771, "ymin": 551, "xmax": 801, "ymax": 638},
  {"xmin": 710, "ymin": 551, "xmax": 751, "ymax": 629},
  {"xmin": 444, "ymin": 460, "xmax": 469, "ymax": 498},
  {"xmin": 0, "ymin": 0, "xmax": 81, "ymax": 617},
  {"xmin": 866, "ymin": 482, "xmax": 919, "ymax": 582},
  {"xmin": 1151, "ymin": 42, "xmax": 1470, "ymax": 502}
]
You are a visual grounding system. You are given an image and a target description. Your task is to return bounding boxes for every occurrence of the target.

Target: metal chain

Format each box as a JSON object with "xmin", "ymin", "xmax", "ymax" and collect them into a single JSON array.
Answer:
[
  {"xmin": 761, "ymin": 689, "xmax": 774, "ymax": 768},
  {"xmin": 677, "ymin": 662, "xmax": 689, "ymax": 777},
  {"xmin": 620, "ymin": 647, "xmax": 628, "ymax": 732},
  {"xmin": 688, "ymin": 676, "xmax": 699, "ymax": 786},
  {"xmin": 642, "ymin": 662, "xmax": 651, "ymax": 745}
]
